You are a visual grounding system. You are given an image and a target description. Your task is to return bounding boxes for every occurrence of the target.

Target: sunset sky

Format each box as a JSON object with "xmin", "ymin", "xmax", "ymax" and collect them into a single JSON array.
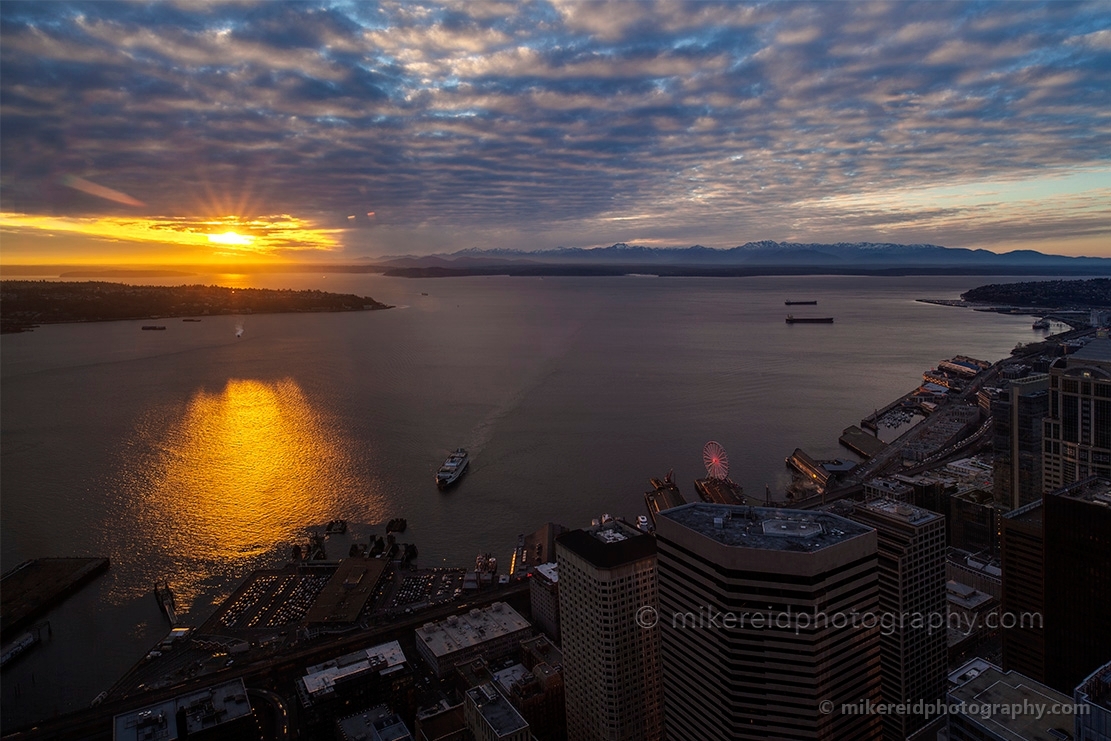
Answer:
[{"xmin": 2, "ymin": 1, "xmax": 1109, "ymax": 265}]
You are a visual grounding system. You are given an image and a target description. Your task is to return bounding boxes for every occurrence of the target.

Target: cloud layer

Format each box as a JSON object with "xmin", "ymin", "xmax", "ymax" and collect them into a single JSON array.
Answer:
[{"xmin": 2, "ymin": 0, "xmax": 1109, "ymax": 260}]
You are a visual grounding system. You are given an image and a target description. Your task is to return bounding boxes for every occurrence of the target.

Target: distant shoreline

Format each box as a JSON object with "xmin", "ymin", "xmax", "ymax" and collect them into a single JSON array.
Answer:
[
  {"xmin": 4, "ymin": 264, "xmax": 1109, "ymax": 280},
  {"xmin": 0, "ymin": 280, "xmax": 391, "ymax": 334}
]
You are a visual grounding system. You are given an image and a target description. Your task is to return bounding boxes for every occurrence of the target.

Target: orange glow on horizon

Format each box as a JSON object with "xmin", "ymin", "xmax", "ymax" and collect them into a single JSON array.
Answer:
[{"xmin": 0, "ymin": 211, "xmax": 343, "ymax": 265}]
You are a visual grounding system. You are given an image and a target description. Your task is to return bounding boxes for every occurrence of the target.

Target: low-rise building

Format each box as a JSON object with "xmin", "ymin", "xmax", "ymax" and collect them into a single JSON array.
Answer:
[
  {"xmin": 413, "ymin": 700, "xmax": 466, "ymax": 741},
  {"xmin": 493, "ymin": 661, "xmax": 565, "ymax": 741},
  {"xmin": 947, "ymin": 659, "xmax": 1075, "ymax": 741},
  {"xmin": 114, "ymin": 679, "xmax": 256, "ymax": 741},
  {"xmin": 415, "ymin": 603, "xmax": 531, "ymax": 678},
  {"xmin": 297, "ymin": 640, "xmax": 414, "ymax": 732},
  {"xmin": 336, "ymin": 706, "xmax": 413, "ymax": 741},
  {"xmin": 464, "ymin": 684, "xmax": 530, "ymax": 741},
  {"xmin": 947, "ymin": 581, "xmax": 998, "ymax": 664}
]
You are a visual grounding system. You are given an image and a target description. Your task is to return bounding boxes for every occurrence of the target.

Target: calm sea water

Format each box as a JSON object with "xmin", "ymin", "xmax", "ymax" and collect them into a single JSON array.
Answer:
[{"xmin": 0, "ymin": 273, "xmax": 1051, "ymax": 724}]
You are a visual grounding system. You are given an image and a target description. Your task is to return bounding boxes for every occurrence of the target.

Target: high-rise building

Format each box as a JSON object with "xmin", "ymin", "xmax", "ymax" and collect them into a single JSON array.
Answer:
[
  {"xmin": 992, "ymin": 374, "xmax": 1050, "ymax": 509},
  {"xmin": 948, "ymin": 487, "xmax": 1006, "ymax": 558},
  {"xmin": 1042, "ymin": 339, "xmax": 1111, "ymax": 492},
  {"xmin": 1075, "ymin": 659, "xmax": 1111, "ymax": 741},
  {"xmin": 529, "ymin": 562, "xmax": 560, "ymax": 642},
  {"xmin": 655, "ymin": 503, "xmax": 881, "ymax": 741},
  {"xmin": 848, "ymin": 500, "xmax": 946, "ymax": 741},
  {"xmin": 556, "ymin": 519, "xmax": 663, "ymax": 741},
  {"xmin": 1000, "ymin": 500, "xmax": 1045, "ymax": 682},
  {"xmin": 1044, "ymin": 477, "xmax": 1111, "ymax": 693}
]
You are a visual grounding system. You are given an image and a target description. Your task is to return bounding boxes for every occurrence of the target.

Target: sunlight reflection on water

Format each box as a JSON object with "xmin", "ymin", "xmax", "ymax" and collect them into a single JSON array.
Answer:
[{"xmin": 112, "ymin": 378, "xmax": 380, "ymax": 606}]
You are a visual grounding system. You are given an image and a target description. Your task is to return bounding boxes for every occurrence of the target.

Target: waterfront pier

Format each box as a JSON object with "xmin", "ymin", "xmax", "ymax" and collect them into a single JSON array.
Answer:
[{"xmin": 1, "ymin": 557, "xmax": 110, "ymax": 638}]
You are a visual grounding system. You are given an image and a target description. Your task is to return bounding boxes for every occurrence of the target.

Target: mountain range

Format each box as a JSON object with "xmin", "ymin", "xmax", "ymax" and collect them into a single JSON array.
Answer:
[{"xmin": 377, "ymin": 242, "xmax": 1110, "ymax": 271}]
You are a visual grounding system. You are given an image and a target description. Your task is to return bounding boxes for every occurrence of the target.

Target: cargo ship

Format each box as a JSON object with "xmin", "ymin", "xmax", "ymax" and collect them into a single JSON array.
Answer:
[
  {"xmin": 786, "ymin": 315, "xmax": 834, "ymax": 324},
  {"xmin": 784, "ymin": 300, "xmax": 818, "ymax": 305},
  {"xmin": 141, "ymin": 325, "xmax": 167, "ymax": 330}
]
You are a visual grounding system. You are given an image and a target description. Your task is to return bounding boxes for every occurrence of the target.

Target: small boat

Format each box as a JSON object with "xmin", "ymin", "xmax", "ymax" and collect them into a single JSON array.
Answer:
[
  {"xmin": 141, "ymin": 325, "xmax": 167, "ymax": 331},
  {"xmin": 436, "ymin": 448, "xmax": 469, "ymax": 488},
  {"xmin": 182, "ymin": 318, "xmax": 202, "ymax": 322},
  {"xmin": 784, "ymin": 300, "xmax": 818, "ymax": 305},
  {"xmin": 786, "ymin": 315, "xmax": 834, "ymax": 324},
  {"xmin": 1033, "ymin": 318, "xmax": 1050, "ymax": 329},
  {"xmin": 154, "ymin": 582, "xmax": 177, "ymax": 625},
  {"xmin": 387, "ymin": 518, "xmax": 407, "ymax": 533}
]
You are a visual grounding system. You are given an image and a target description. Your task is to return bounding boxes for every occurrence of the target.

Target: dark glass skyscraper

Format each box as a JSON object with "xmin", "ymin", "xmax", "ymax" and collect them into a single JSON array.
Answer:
[
  {"xmin": 1044, "ymin": 477, "xmax": 1111, "ymax": 693},
  {"xmin": 848, "ymin": 500, "xmax": 946, "ymax": 741},
  {"xmin": 655, "ymin": 504, "xmax": 881, "ymax": 741},
  {"xmin": 1000, "ymin": 500, "xmax": 1045, "ymax": 682},
  {"xmin": 991, "ymin": 374, "xmax": 1049, "ymax": 510}
]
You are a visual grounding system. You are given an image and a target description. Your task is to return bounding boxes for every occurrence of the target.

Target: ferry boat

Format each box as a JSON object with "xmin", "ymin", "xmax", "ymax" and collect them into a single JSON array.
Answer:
[
  {"xmin": 436, "ymin": 448, "xmax": 469, "ymax": 488},
  {"xmin": 786, "ymin": 315, "xmax": 834, "ymax": 324}
]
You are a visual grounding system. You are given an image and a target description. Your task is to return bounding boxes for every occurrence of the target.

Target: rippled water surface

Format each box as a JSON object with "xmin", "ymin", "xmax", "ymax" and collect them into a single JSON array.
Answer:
[{"xmin": 0, "ymin": 273, "xmax": 1051, "ymax": 724}]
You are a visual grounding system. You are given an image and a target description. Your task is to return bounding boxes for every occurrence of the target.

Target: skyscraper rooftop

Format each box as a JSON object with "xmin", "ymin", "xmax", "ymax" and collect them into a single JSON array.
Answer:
[
  {"xmin": 856, "ymin": 498, "xmax": 942, "ymax": 525},
  {"xmin": 1051, "ymin": 476, "xmax": 1111, "ymax": 505},
  {"xmin": 657, "ymin": 503, "xmax": 871, "ymax": 552},
  {"xmin": 555, "ymin": 519, "xmax": 655, "ymax": 568}
]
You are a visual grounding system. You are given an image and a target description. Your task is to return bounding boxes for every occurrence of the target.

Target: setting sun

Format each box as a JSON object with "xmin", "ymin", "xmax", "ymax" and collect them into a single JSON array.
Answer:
[{"xmin": 207, "ymin": 231, "xmax": 255, "ymax": 246}]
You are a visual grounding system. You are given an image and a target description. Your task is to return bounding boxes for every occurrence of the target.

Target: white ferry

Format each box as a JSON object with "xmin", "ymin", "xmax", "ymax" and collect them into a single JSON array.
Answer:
[{"xmin": 436, "ymin": 448, "xmax": 469, "ymax": 488}]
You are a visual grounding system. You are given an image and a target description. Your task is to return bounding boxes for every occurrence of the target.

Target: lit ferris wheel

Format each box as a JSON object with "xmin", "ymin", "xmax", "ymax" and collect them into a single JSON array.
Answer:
[{"xmin": 702, "ymin": 441, "xmax": 729, "ymax": 480}]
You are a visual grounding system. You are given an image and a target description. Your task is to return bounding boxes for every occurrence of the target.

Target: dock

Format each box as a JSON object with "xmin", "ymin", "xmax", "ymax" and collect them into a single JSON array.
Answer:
[
  {"xmin": 839, "ymin": 425, "xmax": 888, "ymax": 459},
  {"xmin": 694, "ymin": 477, "xmax": 747, "ymax": 506},
  {"xmin": 1, "ymin": 557, "xmax": 109, "ymax": 638},
  {"xmin": 786, "ymin": 448, "xmax": 832, "ymax": 489},
  {"xmin": 861, "ymin": 393, "xmax": 915, "ymax": 432},
  {"xmin": 644, "ymin": 474, "xmax": 688, "ymax": 525}
]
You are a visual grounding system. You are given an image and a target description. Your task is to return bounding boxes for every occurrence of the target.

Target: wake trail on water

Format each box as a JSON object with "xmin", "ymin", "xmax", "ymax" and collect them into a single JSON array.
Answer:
[{"xmin": 463, "ymin": 320, "xmax": 587, "ymax": 457}]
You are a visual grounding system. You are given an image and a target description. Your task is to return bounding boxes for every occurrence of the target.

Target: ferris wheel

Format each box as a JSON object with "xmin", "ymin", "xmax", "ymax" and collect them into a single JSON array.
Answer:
[{"xmin": 703, "ymin": 441, "xmax": 729, "ymax": 480}]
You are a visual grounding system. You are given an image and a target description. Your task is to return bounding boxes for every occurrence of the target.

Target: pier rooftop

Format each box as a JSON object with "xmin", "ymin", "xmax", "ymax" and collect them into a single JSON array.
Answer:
[
  {"xmin": 303, "ymin": 557, "xmax": 388, "ymax": 626},
  {"xmin": 657, "ymin": 503, "xmax": 871, "ymax": 553},
  {"xmin": 1, "ymin": 557, "xmax": 109, "ymax": 637}
]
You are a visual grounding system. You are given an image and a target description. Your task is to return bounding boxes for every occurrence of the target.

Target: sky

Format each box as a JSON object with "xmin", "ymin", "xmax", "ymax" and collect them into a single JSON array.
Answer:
[{"xmin": 1, "ymin": 0, "xmax": 1110, "ymax": 265}]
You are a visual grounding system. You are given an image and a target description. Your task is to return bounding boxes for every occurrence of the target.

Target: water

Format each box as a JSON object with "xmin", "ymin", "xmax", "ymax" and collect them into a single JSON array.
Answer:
[{"xmin": 0, "ymin": 273, "xmax": 1044, "ymax": 725}]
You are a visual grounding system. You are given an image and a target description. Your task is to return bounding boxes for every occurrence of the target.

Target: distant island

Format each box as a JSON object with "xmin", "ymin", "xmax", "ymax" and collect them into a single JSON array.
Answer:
[
  {"xmin": 58, "ymin": 269, "xmax": 196, "ymax": 278},
  {"xmin": 961, "ymin": 278, "xmax": 1111, "ymax": 307},
  {"xmin": 0, "ymin": 281, "xmax": 391, "ymax": 333}
]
